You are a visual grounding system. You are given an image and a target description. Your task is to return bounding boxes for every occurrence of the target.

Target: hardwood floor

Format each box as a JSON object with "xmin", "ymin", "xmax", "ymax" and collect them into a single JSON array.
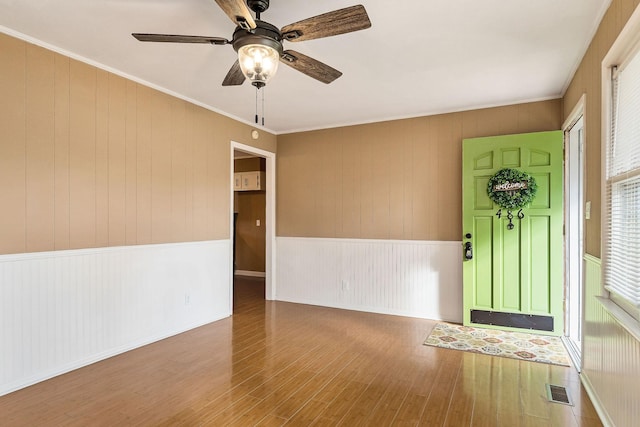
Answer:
[{"xmin": 0, "ymin": 276, "xmax": 601, "ymax": 426}]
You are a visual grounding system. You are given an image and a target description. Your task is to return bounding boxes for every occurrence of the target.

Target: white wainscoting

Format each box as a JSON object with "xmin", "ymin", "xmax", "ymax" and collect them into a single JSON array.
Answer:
[
  {"xmin": 0, "ymin": 240, "xmax": 231, "ymax": 397},
  {"xmin": 276, "ymin": 237, "xmax": 462, "ymax": 322},
  {"xmin": 582, "ymin": 254, "xmax": 640, "ymax": 427}
]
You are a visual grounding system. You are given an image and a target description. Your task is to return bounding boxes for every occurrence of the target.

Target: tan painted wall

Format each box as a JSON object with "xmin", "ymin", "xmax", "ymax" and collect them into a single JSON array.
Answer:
[
  {"xmin": 563, "ymin": 0, "xmax": 640, "ymax": 258},
  {"xmin": 276, "ymin": 100, "xmax": 562, "ymax": 241},
  {"xmin": 0, "ymin": 33, "xmax": 276, "ymax": 255}
]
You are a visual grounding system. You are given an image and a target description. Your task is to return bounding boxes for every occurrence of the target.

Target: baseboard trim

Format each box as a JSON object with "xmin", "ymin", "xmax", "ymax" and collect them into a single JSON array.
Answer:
[
  {"xmin": 580, "ymin": 372, "xmax": 613, "ymax": 427},
  {"xmin": 235, "ymin": 270, "xmax": 266, "ymax": 278},
  {"xmin": 560, "ymin": 335, "xmax": 582, "ymax": 372},
  {"xmin": 276, "ymin": 295, "xmax": 460, "ymax": 323}
]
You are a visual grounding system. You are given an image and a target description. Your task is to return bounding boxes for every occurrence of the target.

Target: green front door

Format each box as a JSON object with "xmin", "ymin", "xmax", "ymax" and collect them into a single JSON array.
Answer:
[{"xmin": 462, "ymin": 131, "xmax": 564, "ymax": 335}]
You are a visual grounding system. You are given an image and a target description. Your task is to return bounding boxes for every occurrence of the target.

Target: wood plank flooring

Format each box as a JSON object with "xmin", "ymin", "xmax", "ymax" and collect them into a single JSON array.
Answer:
[{"xmin": 0, "ymin": 277, "xmax": 602, "ymax": 426}]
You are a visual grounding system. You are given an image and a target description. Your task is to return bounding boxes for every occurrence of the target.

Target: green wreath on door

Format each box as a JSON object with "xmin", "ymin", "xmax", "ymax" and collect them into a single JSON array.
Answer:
[{"xmin": 487, "ymin": 168, "xmax": 537, "ymax": 229}]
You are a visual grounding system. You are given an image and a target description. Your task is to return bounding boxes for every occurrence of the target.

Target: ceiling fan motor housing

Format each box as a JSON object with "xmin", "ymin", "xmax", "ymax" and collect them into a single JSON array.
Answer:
[
  {"xmin": 231, "ymin": 20, "xmax": 283, "ymax": 56},
  {"xmin": 247, "ymin": 0, "xmax": 269, "ymax": 14}
]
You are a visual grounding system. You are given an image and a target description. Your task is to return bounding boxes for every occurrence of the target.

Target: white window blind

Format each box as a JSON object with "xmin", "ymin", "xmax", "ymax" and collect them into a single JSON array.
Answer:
[{"xmin": 605, "ymin": 51, "xmax": 640, "ymax": 319}]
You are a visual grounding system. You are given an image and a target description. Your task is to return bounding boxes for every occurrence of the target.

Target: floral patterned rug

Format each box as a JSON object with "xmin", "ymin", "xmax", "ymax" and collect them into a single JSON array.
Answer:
[{"xmin": 423, "ymin": 323, "xmax": 571, "ymax": 366}]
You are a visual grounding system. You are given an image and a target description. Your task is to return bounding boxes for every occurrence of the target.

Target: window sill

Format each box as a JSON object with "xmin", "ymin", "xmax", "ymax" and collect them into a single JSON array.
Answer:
[{"xmin": 596, "ymin": 296, "xmax": 640, "ymax": 342}]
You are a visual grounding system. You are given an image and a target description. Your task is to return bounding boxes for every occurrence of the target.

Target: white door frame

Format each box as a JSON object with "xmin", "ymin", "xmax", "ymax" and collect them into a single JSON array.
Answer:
[
  {"xmin": 562, "ymin": 94, "xmax": 586, "ymax": 370},
  {"xmin": 230, "ymin": 141, "xmax": 276, "ymax": 304}
]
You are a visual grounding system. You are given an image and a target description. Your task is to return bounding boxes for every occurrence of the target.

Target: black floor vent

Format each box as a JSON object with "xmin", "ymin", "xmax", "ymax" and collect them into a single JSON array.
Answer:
[{"xmin": 545, "ymin": 384, "xmax": 573, "ymax": 406}]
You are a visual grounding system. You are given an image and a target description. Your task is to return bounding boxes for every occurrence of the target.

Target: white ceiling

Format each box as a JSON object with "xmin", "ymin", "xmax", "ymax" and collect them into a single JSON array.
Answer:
[{"xmin": 0, "ymin": 0, "xmax": 610, "ymax": 134}]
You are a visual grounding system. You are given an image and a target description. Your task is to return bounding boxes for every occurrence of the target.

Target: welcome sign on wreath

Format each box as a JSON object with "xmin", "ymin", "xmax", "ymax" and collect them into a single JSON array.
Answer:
[{"xmin": 487, "ymin": 168, "xmax": 537, "ymax": 230}]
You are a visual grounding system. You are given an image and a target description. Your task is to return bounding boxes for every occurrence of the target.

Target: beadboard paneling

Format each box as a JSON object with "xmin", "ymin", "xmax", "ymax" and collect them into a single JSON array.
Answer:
[
  {"xmin": 0, "ymin": 240, "xmax": 231, "ymax": 397},
  {"xmin": 276, "ymin": 237, "xmax": 462, "ymax": 321},
  {"xmin": 582, "ymin": 255, "xmax": 640, "ymax": 427}
]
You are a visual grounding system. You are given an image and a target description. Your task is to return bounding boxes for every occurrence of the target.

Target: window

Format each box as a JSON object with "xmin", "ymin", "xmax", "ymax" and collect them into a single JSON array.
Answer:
[{"xmin": 605, "ymin": 50, "xmax": 640, "ymax": 322}]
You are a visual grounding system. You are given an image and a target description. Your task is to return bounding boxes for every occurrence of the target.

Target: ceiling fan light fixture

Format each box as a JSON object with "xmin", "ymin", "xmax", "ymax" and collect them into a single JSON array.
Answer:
[
  {"xmin": 133, "ymin": 2, "xmax": 372, "ymax": 90},
  {"xmin": 238, "ymin": 43, "xmax": 280, "ymax": 88}
]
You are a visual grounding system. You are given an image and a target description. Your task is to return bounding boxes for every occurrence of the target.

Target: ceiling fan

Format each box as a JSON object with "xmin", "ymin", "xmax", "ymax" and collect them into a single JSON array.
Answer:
[{"xmin": 132, "ymin": 0, "xmax": 372, "ymax": 88}]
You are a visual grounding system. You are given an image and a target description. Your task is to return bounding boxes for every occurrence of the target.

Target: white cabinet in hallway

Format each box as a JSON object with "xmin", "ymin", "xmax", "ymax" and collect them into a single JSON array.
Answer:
[{"xmin": 234, "ymin": 171, "xmax": 265, "ymax": 191}]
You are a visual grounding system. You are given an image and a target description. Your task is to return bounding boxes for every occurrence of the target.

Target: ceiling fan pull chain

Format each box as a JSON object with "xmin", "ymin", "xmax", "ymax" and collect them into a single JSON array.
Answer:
[
  {"xmin": 262, "ymin": 87, "xmax": 265, "ymax": 126},
  {"xmin": 255, "ymin": 87, "xmax": 259, "ymax": 124}
]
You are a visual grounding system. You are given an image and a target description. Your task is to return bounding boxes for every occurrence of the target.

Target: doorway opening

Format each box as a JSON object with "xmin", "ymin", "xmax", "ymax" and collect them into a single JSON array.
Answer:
[
  {"xmin": 230, "ymin": 141, "xmax": 276, "ymax": 313},
  {"xmin": 563, "ymin": 99, "xmax": 586, "ymax": 370},
  {"xmin": 233, "ymin": 154, "xmax": 266, "ymax": 302}
]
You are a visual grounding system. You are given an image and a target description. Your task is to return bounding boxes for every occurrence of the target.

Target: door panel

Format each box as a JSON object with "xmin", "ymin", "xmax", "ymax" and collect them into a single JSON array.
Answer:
[
  {"xmin": 474, "ymin": 216, "xmax": 493, "ymax": 309},
  {"xmin": 462, "ymin": 131, "xmax": 563, "ymax": 335}
]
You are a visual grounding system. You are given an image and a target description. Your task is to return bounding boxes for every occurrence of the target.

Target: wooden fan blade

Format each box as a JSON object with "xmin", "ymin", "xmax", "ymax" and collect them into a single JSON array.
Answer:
[
  {"xmin": 213, "ymin": 0, "xmax": 256, "ymax": 30},
  {"xmin": 132, "ymin": 33, "xmax": 229, "ymax": 45},
  {"xmin": 222, "ymin": 60, "xmax": 246, "ymax": 86},
  {"xmin": 281, "ymin": 5, "xmax": 371, "ymax": 42},
  {"xmin": 280, "ymin": 50, "xmax": 342, "ymax": 84}
]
